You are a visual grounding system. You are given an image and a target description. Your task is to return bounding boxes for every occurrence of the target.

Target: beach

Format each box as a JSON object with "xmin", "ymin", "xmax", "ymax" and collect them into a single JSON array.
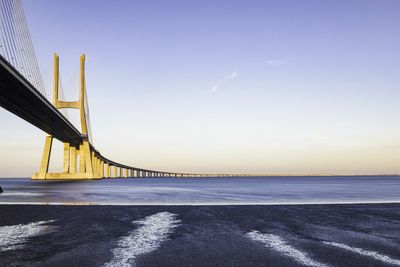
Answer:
[{"xmin": 1, "ymin": 203, "xmax": 400, "ymax": 266}]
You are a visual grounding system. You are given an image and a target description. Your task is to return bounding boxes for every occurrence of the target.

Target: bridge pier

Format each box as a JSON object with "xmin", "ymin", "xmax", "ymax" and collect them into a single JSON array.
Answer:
[
  {"xmin": 32, "ymin": 54, "xmax": 101, "ymax": 180},
  {"xmin": 105, "ymin": 163, "xmax": 110, "ymax": 178},
  {"xmin": 32, "ymin": 138, "xmax": 96, "ymax": 180},
  {"xmin": 112, "ymin": 166, "xmax": 116, "ymax": 178},
  {"xmin": 70, "ymin": 146, "xmax": 77, "ymax": 173}
]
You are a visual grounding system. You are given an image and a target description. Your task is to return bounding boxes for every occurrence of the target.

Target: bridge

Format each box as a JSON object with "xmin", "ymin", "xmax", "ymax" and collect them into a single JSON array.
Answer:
[{"xmin": 0, "ymin": 0, "xmax": 264, "ymax": 180}]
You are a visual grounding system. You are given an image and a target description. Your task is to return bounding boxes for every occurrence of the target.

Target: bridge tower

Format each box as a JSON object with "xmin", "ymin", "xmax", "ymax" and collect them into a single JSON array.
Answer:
[{"xmin": 32, "ymin": 53, "xmax": 100, "ymax": 180}]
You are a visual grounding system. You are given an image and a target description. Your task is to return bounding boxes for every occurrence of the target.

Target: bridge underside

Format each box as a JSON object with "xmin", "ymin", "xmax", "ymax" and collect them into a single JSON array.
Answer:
[{"xmin": 0, "ymin": 56, "xmax": 82, "ymax": 145}]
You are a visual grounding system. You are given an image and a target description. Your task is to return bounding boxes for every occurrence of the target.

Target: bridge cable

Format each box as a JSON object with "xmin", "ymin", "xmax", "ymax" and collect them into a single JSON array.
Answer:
[
  {"xmin": 14, "ymin": 0, "xmax": 47, "ymax": 97},
  {"xmin": 58, "ymin": 73, "xmax": 69, "ymax": 120},
  {"xmin": 1, "ymin": 0, "xmax": 19, "ymax": 69},
  {"xmin": 10, "ymin": 0, "xmax": 32, "ymax": 84},
  {"xmin": 2, "ymin": 1, "xmax": 28, "ymax": 86},
  {"xmin": 84, "ymin": 82, "xmax": 94, "ymax": 144},
  {"xmin": 1, "ymin": 1, "xmax": 35, "ymax": 93},
  {"xmin": 0, "ymin": 0, "xmax": 48, "ymax": 98}
]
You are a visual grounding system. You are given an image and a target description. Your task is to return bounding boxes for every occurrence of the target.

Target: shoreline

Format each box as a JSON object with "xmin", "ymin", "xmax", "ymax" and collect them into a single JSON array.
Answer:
[{"xmin": 1, "ymin": 200, "xmax": 400, "ymax": 206}]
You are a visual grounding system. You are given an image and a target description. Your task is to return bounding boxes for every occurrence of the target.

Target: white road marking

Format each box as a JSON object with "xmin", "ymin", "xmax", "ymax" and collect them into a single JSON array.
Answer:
[
  {"xmin": 0, "ymin": 220, "xmax": 54, "ymax": 251},
  {"xmin": 105, "ymin": 212, "xmax": 180, "ymax": 267},
  {"xmin": 323, "ymin": 241, "xmax": 400, "ymax": 266},
  {"xmin": 246, "ymin": 230, "xmax": 328, "ymax": 267}
]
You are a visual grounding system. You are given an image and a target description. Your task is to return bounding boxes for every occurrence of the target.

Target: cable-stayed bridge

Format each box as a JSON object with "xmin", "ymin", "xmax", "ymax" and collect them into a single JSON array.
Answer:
[{"xmin": 0, "ymin": 0, "xmax": 264, "ymax": 179}]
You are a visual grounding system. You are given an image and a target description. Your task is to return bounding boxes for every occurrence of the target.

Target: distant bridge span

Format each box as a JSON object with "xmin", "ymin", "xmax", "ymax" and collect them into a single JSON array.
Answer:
[{"xmin": 0, "ymin": 53, "xmax": 235, "ymax": 179}]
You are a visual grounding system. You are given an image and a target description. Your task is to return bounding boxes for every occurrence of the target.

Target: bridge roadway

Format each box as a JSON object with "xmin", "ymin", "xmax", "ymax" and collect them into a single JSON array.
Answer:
[
  {"xmin": 0, "ymin": 55, "xmax": 82, "ymax": 145},
  {"xmin": 1, "ymin": 54, "xmax": 260, "ymax": 178}
]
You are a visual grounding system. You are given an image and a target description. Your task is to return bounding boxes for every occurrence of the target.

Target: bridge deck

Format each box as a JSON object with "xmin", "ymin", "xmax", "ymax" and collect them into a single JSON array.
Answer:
[{"xmin": 0, "ymin": 55, "xmax": 82, "ymax": 145}]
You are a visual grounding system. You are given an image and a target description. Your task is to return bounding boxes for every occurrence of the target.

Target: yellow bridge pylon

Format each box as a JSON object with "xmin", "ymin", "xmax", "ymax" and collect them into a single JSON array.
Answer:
[{"xmin": 32, "ymin": 53, "xmax": 97, "ymax": 179}]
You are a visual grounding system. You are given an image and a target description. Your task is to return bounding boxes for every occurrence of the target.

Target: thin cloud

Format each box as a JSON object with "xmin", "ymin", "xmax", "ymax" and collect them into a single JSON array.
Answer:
[
  {"xmin": 266, "ymin": 58, "xmax": 288, "ymax": 66},
  {"xmin": 228, "ymin": 72, "xmax": 238, "ymax": 79},
  {"xmin": 210, "ymin": 71, "xmax": 238, "ymax": 93}
]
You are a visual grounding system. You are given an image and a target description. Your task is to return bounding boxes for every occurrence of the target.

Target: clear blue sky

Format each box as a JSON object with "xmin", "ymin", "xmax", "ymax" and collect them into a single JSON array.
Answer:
[{"xmin": 1, "ymin": 0, "xmax": 400, "ymax": 176}]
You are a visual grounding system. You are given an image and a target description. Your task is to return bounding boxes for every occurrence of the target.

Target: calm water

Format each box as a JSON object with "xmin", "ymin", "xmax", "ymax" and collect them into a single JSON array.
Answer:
[{"xmin": 0, "ymin": 176, "xmax": 400, "ymax": 205}]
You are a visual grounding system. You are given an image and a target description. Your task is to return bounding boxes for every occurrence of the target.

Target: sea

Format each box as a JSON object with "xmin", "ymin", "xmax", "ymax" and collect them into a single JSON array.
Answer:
[{"xmin": 0, "ymin": 175, "xmax": 399, "ymax": 205}]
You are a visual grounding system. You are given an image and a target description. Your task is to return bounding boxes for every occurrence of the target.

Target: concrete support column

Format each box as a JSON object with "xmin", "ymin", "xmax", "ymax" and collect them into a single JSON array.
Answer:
[
  {"xmin": 97, "ymin": 159, "xmax": 101, "ymax": 177},
  {"xmin": 79, "ymin": 144, "xmax": 85, "ymax": 172},
  {"xmin": 98, "ymin": 159, "xmax": 102, "ymax": 177},
  {"xmin": 94, "ymin": 157, "xmax": 98, "ymax": 177},
  {"xmin": 32, "ymin": 136, "xmax": 53, "ymax": 179},
  {"xmin": 70, "ymin": 146, "xmax": 77, "ymax": 173},
  {"xmin": 91, "ymin": 152, "xmax": 96, "ymax": 176},
  {"xmin": 105, "ymin": 163, "xmax": 110, "ymax": 178},
  {"xmin": 113, "ymin": 165, "xmax": 117, "ymax": 178},
  {"xmin": 95, "ymin": 158, "xmax": 98, "ymax": 177},
  {"xmin": 63, "ymin": 143, "xmax": 70, "ymax": 173}
]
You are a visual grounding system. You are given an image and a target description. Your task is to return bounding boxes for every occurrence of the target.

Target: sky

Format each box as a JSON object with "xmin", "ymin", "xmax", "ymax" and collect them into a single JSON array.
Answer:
[{"xmin": 1, "ymin": 0, "xmax": 400, "ymax": 176}]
